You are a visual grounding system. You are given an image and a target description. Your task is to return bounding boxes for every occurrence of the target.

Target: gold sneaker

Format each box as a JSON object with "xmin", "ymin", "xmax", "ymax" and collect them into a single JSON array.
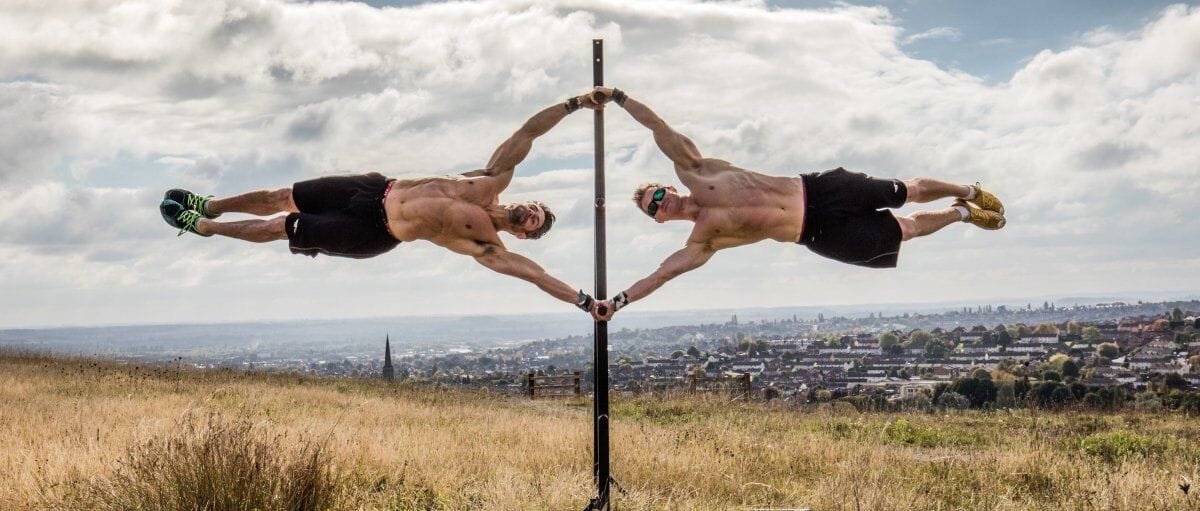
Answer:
[
  {"xmin": 956, "ymin": 199, "xmax": 1006, "ymax": 230},
  {"xmin": 969, "ymin": 182, "xmax": 1004, "ymax": 215}
]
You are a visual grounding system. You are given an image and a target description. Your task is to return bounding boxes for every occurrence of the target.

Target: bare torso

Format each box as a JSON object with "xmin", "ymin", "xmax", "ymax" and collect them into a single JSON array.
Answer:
[
  {"xmin": 382, "ymin": 173, "xmax": 501, "ymax": 248},
  {"xmin": 681, "ymin": 159, "xmax": 806, "ymax": 249}
]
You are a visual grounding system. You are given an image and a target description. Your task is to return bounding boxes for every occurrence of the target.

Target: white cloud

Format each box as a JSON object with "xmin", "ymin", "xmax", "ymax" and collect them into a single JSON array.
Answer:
[
  {"xmin": 0, "ymin": 183, "xmax": 161, "ymax": 248},
  {"xmin": 0, "ymin": 82, "xmax": 75, "ymax": 184},
  {"xmin": 0, "ymin": 0, "xmax": 1197, "ymax": 327},
  {"xmin": 903, "ymin": 26, "xmax": 963, "ymax": 45}
]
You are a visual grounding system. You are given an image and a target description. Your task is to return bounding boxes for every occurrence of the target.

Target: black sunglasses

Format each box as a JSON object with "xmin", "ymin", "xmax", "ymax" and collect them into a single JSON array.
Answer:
[{"xmin": 644, "ymin": 187, "xmax": 667, "ymax": 217}]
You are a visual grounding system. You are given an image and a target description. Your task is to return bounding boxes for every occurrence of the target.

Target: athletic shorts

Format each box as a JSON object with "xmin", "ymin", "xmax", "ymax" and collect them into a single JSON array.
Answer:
[
  {"xmin": 798, "ymin": 167, "xmax": 907, "ymax": 269},
  {"xmin": 285, "ymin": 172, "xmax": 401, "ymax": 259}
]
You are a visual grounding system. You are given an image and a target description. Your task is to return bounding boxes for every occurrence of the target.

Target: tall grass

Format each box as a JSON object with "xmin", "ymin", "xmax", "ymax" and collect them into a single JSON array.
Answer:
[
  {"xmin": 51, "ymin": 411, "xmax": 337, "ymax": 511},
  {"xmin": 3, "ymin": 351, "xmax": 1199, "ymax": 510}
]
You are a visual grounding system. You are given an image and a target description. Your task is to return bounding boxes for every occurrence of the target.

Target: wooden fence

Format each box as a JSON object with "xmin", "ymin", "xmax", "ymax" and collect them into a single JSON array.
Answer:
[{"xmin": 527, "ymin": 371, "xmax": 582, "ymax": 399}]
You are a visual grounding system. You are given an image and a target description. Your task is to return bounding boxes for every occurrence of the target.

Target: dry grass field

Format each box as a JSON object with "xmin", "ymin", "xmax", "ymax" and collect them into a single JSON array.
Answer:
[{"xmin": 2, "ymin": 351, "xmax": 1199, "ymax": 510}]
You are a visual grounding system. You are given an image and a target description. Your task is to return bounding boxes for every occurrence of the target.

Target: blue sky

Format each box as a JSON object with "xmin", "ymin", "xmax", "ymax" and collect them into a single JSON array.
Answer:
[{"xmin": 831, "ymin": 0, "xmax": 1192, "ymax": 80}]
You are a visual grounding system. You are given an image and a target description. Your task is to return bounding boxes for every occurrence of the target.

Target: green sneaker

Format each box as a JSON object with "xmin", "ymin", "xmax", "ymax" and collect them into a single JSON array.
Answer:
[
  {"xmin": 956, "ymin": 199, "xmax": 1005, "ymax": 230},
  {"xmin": 163, "ymin": 189, "xmax": 218, "ymax": 219},
  {"xmin": 969, "ymin": 182, "xmax": 1004, "ymax": 215},
  {"xmin": 159, "ymin": 199, "xmax": 211, "ymax": 237}
]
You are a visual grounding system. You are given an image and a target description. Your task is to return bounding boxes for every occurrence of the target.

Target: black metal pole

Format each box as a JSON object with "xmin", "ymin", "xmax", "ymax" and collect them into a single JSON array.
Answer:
[{"xmin": 589, "ymin": 38, "xmax": 612, "ymax": 511}]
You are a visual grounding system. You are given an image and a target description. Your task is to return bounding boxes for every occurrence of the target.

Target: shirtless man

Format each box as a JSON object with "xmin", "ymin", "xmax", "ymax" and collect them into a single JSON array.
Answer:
[
  {"xmin": 159, "ymin": 90, "xmax": 605, "ymax": 312},
  {"xmin": 589, "ymin": 87, "xmax": 1006, "ymax": 321}
]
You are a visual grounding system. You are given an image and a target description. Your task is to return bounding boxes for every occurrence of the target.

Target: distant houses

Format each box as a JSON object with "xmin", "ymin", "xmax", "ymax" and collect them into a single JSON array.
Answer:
[
  {"xmin": 594, "ymin": 316, "xmax": 1198, "ymax": 396},
  {"xmin": 350, "ymin": 302, "xmax": 1199, "ymax": 401}
]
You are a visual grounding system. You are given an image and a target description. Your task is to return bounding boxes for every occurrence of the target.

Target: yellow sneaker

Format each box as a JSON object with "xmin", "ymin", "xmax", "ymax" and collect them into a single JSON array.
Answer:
[
  {"xmin": 956, "ymin": 199, "xmax": 1005, "ymax": 230},
  {"xmin": 969, "ymin": 182, "xmax": 1004, "ymax": 215}
]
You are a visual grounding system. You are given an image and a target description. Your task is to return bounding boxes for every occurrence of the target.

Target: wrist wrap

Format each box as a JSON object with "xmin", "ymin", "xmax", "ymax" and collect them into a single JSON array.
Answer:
[
  {"xmin": 611, "ymin": 88, "xmax": 627, "ymax": 107},
  {"xmin": 565, "ymin": 96, "xmax": 581, "ymax": 113},
  {"xmin": 576, "ymin": 290, "xmax": 594, "ymax": 312},
  {"xmin": 612, "ymin": 291, "xmax": 630, "ymax": 312}
]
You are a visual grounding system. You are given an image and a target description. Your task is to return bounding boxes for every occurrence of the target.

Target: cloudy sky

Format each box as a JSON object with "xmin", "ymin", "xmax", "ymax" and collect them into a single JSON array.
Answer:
[{"xmin": 1, "ymin": 0, "xmax": 1198, "ymax": 328}]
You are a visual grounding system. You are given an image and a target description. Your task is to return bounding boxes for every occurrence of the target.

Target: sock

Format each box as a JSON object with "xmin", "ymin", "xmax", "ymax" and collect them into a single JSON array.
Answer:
[
  {"xmin": 953, "ymin": 205, "xmax": 970, "ymax": 220},
  {"xmin": 963, "ymin": 185, "xmax": 977, "ymax": 200},
  {"xmin": 201, "ymin": 197, "xmax": 219, "ymax": 218}
]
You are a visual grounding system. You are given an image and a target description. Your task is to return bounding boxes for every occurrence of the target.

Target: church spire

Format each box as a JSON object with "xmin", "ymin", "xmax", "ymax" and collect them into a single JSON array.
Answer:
[{"xmin": 381, "ymin": 334, "xmax": 395, "ymax": 381}]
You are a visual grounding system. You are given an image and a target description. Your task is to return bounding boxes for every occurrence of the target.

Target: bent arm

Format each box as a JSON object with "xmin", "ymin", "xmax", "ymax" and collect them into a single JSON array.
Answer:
[
  {"xmin": 619, "ymin": 94, "xmax": 703, "ymax": 171},
  {"xmin": 473, "ymin": 244, "xmax": 579, "ymax": 305},
  {"xmin": 476, "ymin": 95, "xmax": 587, "ymax": 188},
  {"xmin": 622, "ymin": 241, "xmax": 716, "ymax": 304}
]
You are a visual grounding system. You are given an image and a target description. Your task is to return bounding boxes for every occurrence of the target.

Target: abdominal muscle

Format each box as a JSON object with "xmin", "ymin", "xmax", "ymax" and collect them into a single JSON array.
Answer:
[
  {"xmin": 693, "ymin": 172, "xmax": 807, "ymax": 246},
  {"xmin": 382, "ymin": 180, "xmax": 492, "ymax": 242}
]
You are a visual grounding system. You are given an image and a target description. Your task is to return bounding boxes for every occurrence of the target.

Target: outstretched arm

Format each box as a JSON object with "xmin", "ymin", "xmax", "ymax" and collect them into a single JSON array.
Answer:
[
  {"xmin": 592, "ymin": 241, "xmax": 716, "ymax": 321},
  {"xmin": 467, "ymin": 91, "xmax": 603, "ymax": 187},
  {"xmin": 474, "ymin": 244, "xmax": 580, "ymax": 305},
  {"xmin": 603, "ymin": 88, "xmax": 702, "ymax": 172},
  {"xmin": 437, "ymin": 234, "xmax": 586, "ymax": 308}
]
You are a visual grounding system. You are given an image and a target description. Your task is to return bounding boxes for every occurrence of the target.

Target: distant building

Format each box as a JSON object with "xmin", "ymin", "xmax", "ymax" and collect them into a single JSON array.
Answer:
[
  {"xmin": 381, "ymin": 335, "xmax": 394, "ymax": 381},
  {"xmin": 1026, "ymin": 333, "xmax": 1060, "ymax": 345}
]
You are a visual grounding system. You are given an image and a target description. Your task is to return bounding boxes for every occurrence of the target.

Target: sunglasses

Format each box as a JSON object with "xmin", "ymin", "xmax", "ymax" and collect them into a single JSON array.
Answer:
[{"xmin": 644, "ymin": 187, "xmax": 667, "ymax": 217}]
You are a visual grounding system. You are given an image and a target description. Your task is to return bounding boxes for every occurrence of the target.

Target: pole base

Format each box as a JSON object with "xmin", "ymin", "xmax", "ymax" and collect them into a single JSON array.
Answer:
[
  {"xmin": 582, "ymin": 476, "xmax": 621, "ymax": 511},
  {"xmin": 583, "ymin": 494, "xmax": 609, "ymax": 511}
]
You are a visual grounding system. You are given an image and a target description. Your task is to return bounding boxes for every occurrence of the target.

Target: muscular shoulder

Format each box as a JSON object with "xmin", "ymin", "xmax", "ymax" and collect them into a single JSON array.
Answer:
[
  {"xmin": 677, "ymin": 158, "xmax": 731, "ymax": 184},
  {"xmin": 690, "ymin": 211, "xmax": 761, "ymax": 251},
  {"xmin": 457, "ymin": 173, "xmax": 504, "ymax": 197},
  {"xmin": 693, "ymin": 158, "xmax": 735, "ymax": 174},
  {"xmin": 685, "ymin": 223, "xmax": 720, "ymax": 250}
]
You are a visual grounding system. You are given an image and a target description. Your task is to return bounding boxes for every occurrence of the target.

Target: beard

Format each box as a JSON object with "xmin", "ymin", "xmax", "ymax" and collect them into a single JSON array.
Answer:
[{"xmin": 508, "ymin": 205, "xmax": 528, "ymax": 225}]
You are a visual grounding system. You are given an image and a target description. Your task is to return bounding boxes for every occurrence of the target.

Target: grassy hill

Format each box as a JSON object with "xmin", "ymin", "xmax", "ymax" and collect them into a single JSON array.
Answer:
[{"xmin": 2, "ymin": 352, "xmax": 1198, "ymax": 510}]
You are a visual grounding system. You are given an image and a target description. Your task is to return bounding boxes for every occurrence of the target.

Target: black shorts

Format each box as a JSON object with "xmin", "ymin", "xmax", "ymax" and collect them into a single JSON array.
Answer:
[
  {"xmin": 285, "ymin": 172, "xmax": 400, "ymax": 259},
  {"xmin": 798, "ymin": 167, "xmax": 907, "ymax": 269}
]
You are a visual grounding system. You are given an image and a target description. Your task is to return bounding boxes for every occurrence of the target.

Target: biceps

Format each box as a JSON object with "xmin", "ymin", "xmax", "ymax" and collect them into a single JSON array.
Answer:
[
  {"xmin": 661, "ymin": 246, "xmax": 713, "ymax": 276},
  {"xmin": 474, "ymin": 251, "xmax": 509, "ymax": 275},
  {"xmin": 678, "ymin": 135, "xmax": 701, "ymax": 162},
  {"xmin": 486, "ymin": 135, "xmax": 531, "ymax": 172},
  {"xmin": 437, "ymin": 235, "xmax": 492, "ymax": 258},
  {"xmin": 476, "ymin": 249, "xmax": 531, "ymax": 277},
  {"xmin": 656, "ymin": 130, "xmax": 702, "ymax": 168}
]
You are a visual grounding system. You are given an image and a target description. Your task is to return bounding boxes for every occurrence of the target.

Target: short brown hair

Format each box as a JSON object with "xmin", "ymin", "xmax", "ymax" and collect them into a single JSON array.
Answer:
[
  {"xmin": 632, "ymin": 182, "xmax": 664, "ymax": 215},
  {"xmin": 526, "ymin": 201, "xmax": 555, "ymax": 240}
]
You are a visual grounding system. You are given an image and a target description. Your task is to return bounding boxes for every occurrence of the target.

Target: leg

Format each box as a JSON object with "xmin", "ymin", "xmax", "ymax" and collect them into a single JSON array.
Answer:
[
  {"xmin": 207, "ymin": 188, "xmax": 297, "ymax": 216},
  {"xmin": 895, "ymin": 207, "xmax": 961, "ymax": 241},
  {"xmin": 901, "ymin": 178, "xmax": 971, "ymax": 204},
  {"xmin": 196, "ymin": 216, "xmax": 288, "ymax": 242}
]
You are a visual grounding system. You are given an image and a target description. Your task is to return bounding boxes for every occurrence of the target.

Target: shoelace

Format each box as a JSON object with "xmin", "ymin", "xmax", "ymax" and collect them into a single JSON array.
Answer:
[
  {"xmin": 186, "ymin": 194, "xmax": 211, "ymax": 215},
  {"xmin": 972, "ymin": 182, "xmax": 1004, "ymax": 213},
  {"xmin": 176, "ymin": 210, "xmax": 202, "ymax": 236}
]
